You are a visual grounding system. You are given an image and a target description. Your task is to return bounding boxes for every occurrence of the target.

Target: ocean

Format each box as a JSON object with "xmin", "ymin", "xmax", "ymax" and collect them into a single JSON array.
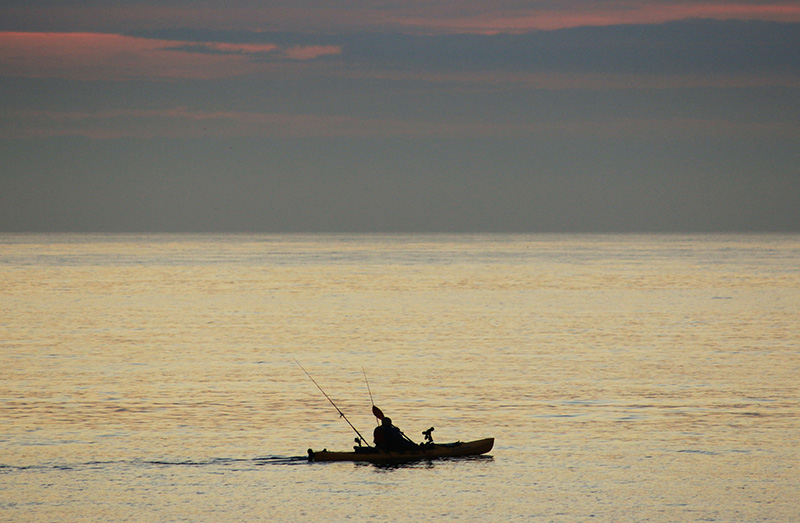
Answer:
[{"xmin": 1, "ymin": 233, "xmax": 798, "ymax": 521}]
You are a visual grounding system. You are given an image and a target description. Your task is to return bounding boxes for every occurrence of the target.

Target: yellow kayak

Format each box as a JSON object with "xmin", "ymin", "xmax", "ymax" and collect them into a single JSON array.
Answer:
[{"xmin": 307, "ymin": 437, "xmax": 494, "ymax": 463}]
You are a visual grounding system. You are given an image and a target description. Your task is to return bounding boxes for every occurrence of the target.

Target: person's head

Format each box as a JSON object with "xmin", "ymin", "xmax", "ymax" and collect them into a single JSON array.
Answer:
[{"xmin": 382, "ymin": 417, "xmax": 392, "ymax": 427}]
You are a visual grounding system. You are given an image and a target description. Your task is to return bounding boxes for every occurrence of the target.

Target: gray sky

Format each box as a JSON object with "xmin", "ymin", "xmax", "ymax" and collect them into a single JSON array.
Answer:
[{"xmin": 1, "ymin": 2, "xmax": 799, "ymax": 232}]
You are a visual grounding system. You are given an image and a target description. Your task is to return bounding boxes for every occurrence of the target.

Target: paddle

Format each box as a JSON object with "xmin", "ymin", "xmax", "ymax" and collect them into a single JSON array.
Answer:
[{"xmin": 363, "ymin": 367, "xmax": 385, "ymax": 421}]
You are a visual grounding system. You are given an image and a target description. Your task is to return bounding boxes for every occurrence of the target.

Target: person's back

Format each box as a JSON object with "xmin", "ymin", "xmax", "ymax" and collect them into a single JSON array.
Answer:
[
  {"xmin": 373, "ymin": 417, "xmax": 418, "ymax": 451},
  {"xmin": 373, "ymin": 421, "xmax": 388, "ymax": 448}
]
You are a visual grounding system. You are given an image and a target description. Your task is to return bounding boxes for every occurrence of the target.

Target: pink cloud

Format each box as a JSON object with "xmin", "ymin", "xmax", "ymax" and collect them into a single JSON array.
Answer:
[
  {"xmin": 0, "ymin": 6, "xmax": 391, "ymax": 34},
  {"xmin": 4, "ymin": 2, "xmax": 799, "ymax": 35},
  {"xmin": 395, "ymin": 2, "xmax": 800, "ymax": 33},
  {"xmin": 282, "ymin": 45, "xmax": 343, "ymax": 61},
  {"xmin": 186, "ymin": 42, "xmax": 280, "ymax": 54},
  {"xmin": 0, "ymin": 32, "xmax": 341, "ymax": 81}
]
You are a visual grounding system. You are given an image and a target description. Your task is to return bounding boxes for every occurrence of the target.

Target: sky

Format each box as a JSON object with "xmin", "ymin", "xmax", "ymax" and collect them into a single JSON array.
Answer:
[{"xmin": 1, "ymin": 1, "xmax": 799, "ymax": 232}]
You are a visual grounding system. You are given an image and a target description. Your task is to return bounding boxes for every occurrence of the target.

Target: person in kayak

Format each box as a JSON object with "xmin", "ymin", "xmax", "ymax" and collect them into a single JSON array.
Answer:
[{"xmin": 373, "ymin": 417, "xmax": 418, "ymax": 451}]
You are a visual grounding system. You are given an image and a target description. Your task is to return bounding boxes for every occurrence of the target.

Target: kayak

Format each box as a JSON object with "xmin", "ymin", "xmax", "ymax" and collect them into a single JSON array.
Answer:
[{"xmin": 307, "ymin": 437, "xmax": 494, "ymax": 463}]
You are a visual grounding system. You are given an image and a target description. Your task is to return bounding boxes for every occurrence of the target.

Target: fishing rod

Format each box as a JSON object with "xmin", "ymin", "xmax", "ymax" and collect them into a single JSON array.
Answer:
[{"xmin": 295, "ymin": 360, "xmax": 372, "ymax": 447}]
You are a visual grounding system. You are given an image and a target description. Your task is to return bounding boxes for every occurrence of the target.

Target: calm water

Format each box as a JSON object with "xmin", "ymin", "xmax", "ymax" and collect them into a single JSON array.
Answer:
[{"xmin": 1, "ymin": 234, "xmax": 798, "ymax": 521}]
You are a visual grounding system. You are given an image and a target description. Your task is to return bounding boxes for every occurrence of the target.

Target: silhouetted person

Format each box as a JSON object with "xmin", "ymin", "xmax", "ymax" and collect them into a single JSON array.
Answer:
[{"xmin": 373, "ymin": 417, "xmax": 418, "ymax": 451}]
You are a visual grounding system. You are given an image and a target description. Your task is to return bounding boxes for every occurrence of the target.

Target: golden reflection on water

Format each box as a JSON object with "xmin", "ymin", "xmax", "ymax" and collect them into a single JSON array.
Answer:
[{"xmin": 1, "ymin": 234, "xmax": 799, "ymax": 521}]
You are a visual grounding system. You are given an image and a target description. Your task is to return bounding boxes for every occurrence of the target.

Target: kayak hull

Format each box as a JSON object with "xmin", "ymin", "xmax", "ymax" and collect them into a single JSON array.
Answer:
[{"xmin": 307, "ymin": 437, "xmax": 494, "ymax": 463}]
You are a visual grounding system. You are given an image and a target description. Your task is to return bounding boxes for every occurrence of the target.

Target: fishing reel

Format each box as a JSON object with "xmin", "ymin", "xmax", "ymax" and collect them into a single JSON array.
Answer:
[
  {"xmin": 354, "ymin": 437, "xmax": 363, "ymax": 447},
  {"xmin": 422, "ymin": 427, "xmax": 435, "ymax": 443}
]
